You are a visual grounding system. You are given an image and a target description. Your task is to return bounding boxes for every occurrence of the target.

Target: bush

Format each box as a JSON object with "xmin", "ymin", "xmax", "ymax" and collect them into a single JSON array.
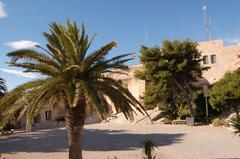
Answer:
[
  {"xmin": 163, "ymin": 102, "xmax": 178, "ymax": 120},
  {"xmin": 162, "ymin": 118, "xmax": 172, "ymax": 124},
  {"xmin": 212, "ymin": 118, "xmax": 224, "ymax": 127},
  {"xmin": 140, "ymin": 139, "xmax": 157, "ymax": 159},
  {"xmin": 229, "ymin": 115, "xmax": 240, "ymax": 136},
  {"xmin": 223, "ymin": 120, "xmax": 230, "ymax": 127},
  {"xmin": 163, "ymin": 95, "xmax": 190, "ymax": 120},
  {"xmin": 175, "ymin": 96, "xmax": 190, "ymax": 119}
]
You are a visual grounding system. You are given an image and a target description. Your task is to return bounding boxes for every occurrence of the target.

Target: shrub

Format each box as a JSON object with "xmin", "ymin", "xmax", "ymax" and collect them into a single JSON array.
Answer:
[
  {"xmin": 212, "ymin": 118, "xmax": 224, "ymax": 127},
  {"xmin": 209, "ymin": 69, "xmax": 240, "ymax": 115},
  {"xmin": 163, "ymin": 95, "xmax": 189, "ymax": 120},
  {"xmin": 223, "ymin": 120, "xmax": 230, "ymax": 127},
  {"xmin": 175, "ymin": 96, "xmax": 190, "ymax": 119},
  {"xmin": 229, "ymin": 115, "xmax": 240, "ymax": 136},
  {"xmin": 140, "ymin": 139, "xmax": 157, "ymax": 159},
  {"xmin": 163, "ymin": 102, "xmax": 178, "ymax": 120},
  {"xmin": 162, "ymin": 118, "xmax": 172, "ymax": 124}
]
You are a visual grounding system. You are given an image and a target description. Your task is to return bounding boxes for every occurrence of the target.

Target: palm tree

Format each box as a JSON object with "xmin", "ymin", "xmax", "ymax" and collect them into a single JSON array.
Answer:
[
  {"xmin": 0, "ymin": 20, "xmax": 147, "ymax": 159},
  {"xmin": 0, "ymin": 78, "xmax": 7, "ymax": 98}
]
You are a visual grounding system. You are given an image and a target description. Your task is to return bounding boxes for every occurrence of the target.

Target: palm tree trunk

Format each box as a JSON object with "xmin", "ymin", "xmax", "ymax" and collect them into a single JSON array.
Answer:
[{"xmin": 65, "ymin": 99, "xmax": 86, "ymax": 159}]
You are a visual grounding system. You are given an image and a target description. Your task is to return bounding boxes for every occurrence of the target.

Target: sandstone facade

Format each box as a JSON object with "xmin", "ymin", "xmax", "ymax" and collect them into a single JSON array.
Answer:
[
  {"xmin": 198, "ymin": 39, "xmax": 240, "ymax": 84},
  {"xmin": 36, "ymin": 39, "xmax": 240, "ymax": 124}
]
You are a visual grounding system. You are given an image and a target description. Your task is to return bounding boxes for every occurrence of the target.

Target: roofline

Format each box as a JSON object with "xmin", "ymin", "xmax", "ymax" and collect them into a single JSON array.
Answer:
[{"xmin": 197, "ymin": 39, "xmax": 223, "ymax": 44}]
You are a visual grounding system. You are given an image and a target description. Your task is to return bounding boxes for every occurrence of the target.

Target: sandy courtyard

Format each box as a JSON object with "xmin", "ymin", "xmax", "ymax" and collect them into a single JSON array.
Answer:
[{"xmin": 0, "ymin": 123, "xmax": 240, "ymax": 159}]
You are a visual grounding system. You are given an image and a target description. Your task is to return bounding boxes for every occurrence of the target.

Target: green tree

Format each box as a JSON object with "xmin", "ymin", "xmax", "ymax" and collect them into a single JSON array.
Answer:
[
  {"xmin": 0, "ymin": 20, "xmax": 146, "ymax": 159},
  {"xmin": 136, "ymin": 39, "xmax": 208, "ymax": 116},
  {"xmin": 209, "ymin": 69, "xmax": 240, "ymax": 116}
]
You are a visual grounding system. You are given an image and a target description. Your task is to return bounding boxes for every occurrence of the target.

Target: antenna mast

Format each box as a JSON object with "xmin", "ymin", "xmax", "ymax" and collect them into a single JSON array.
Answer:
[{"xmin": 203, "ymin": 5, "xmax": 211, "ymax": 41}]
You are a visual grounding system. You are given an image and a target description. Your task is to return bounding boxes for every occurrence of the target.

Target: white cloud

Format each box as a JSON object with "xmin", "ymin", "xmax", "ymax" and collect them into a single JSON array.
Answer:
[
  {"xmin": 0, "ymin": 2, "xmax": 7, "ymax": 18},
  {"xmin": 224, "ymin": 38, "xmax": 240, "ymax": 45},
  {"xmin": 5, "ymin": 40, "xmax": 39, "ymax": 49},
  {"xmin": 0, "ymin": 68, "xmax": 37, "ymax": 79}
]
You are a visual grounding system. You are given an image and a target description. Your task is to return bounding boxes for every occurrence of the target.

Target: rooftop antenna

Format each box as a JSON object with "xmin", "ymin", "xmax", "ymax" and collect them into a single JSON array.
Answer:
[{"xmin": 203, "ymin": 4, "xmax": 211, "ymax": 41}]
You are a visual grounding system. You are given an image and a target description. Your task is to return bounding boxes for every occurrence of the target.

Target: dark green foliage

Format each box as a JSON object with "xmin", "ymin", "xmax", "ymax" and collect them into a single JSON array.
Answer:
[
  {"xmin": 230, "ymin": 115, "xmax": 240, "ymax": 136},
  {"xmin": 140, "ymin": 81, "xmax": 164, "ymax": 109},
  {"xmin": 136, "ymin": 39, "xmax": 208, "ymax": 116},
  {"xmin": 194, "ymin": 91, "xmax": 206, "ymax": 122},
  {"xmin": 175, "ymin": 96, "xmax": 190, "ymax": 119},
  {"xmin": 194, "ymin": 90, "xmax": 221, "ymax": 122},
  {"xmin": 209, "ymin": 69, "xmax": 240, "ymax": 115},
  {"xmin": 163, "ymin": 102, "xmax": 178, "ymax": 120},
  {"xmin": 163, "ymin": 95, "xmax": 190, "ymax": 120},
  {"xmin": 140, "ymin": 139, "xmax": 157, "ymax": 159}
]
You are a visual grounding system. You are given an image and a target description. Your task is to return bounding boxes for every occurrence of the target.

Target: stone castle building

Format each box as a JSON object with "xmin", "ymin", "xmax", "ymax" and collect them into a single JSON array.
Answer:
[
  {"xmin": 35, "ymin": 39, "xmax": 240, "ymax": 123},
  {"xmin": 106, "ymin": 39, "xmax": 240, "ymax": 102},
  {"xmin": 198, "ymin": 39, "xmax": 240, "ymax": 84}
]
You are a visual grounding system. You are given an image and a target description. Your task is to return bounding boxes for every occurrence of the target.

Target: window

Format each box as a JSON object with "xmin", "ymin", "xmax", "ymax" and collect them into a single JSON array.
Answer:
[
  {"xmin": 203, "ymin": 55, "xmax": 208, "ymax": 64},
  {"xmin": 211, "ymin": 54, "xmax": 216, "ymax": 64}
]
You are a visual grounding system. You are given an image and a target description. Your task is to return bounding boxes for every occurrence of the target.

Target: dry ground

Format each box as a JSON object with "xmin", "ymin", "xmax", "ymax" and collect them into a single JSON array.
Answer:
[{"xmin": 0, "ymin": 123, "xmax": 240, "ymax": 159}]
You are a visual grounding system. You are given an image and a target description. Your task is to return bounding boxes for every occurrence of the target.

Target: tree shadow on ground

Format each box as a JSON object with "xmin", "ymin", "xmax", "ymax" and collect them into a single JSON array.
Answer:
[
  {"xmin": 0, "ymin": 127, "xmax": 184, "ymax": 154},
  {"xmin": 83, "ymin": 129, "xmax": 184, "ymax": 151},
  {"xmin": 0, "ymin": 128, "xmax": 68, "ymax": 154}
]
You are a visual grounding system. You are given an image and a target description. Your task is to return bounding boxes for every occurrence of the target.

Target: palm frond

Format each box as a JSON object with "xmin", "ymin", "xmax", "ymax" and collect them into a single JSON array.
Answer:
[
  {"xmin": 8, "ymin": 62, "xmax": 60, "ymax": 76},
  {"xmin": 93, "ymin": 77, "xmax": 149, "ymax": 119},
  {"xmin": 84, "ymin": 41, "xmax": 117, "ymax": 68},
  {"xmin": 45, "ymin": 44, "xmax": 65, "ymax": 65},
  {"xmin": 7, "ymin": 49, "xmax": 60, "ymax": 69},
  {"xmin": 82, "ymin": 81, "xmax": 108, "ymax": 118},
  {"xmin": 59, "ymin": 27, "xmax": 78, "ymax": 64},
  {"xmin": 0, "ymin": 78, "xmax": 65, "ymax": 128}
]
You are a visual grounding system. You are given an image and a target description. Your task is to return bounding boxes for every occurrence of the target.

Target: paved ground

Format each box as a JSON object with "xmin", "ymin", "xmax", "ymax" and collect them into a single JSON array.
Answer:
[{"xmin": 1, "ymin": 123, "xmax": 240, "ymax": 159}]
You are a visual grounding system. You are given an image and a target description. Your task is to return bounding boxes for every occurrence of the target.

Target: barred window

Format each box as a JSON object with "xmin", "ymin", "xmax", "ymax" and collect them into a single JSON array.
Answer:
[
  {"xmin": 211, "ymin": 54, "xmax": 216, "ymax": 64},
  {"xmin": 203, "ymin": 55, "xmax": 209, "ymax": 64}
]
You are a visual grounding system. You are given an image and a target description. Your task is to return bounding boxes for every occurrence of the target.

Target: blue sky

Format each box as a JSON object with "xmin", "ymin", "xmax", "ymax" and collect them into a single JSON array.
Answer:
[{"xmin": 1, "ymin": 0, "xmax": 240, "ymax": 90}]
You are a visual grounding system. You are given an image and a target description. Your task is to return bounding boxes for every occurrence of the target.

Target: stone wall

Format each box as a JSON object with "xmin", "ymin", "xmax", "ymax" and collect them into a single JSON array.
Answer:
[
  {"xmin": 104, "ymin": 64, "xmax": 145, "ymax": 114},
  {"xmin": 198, "ymin": 39, "xmax": 240, "ymax": 84}
]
